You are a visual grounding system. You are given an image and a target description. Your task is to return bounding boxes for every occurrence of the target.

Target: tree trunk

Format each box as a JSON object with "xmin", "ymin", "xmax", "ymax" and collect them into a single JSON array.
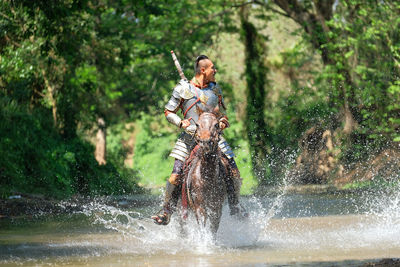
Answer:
[
  {"xmin": 272, "ymin": 0, "xmax": 358, "ymax": 132},
  {"xmin": 95, "ymin": 117, "xmax": 107, "ymax": 165},
  {"xmin": 41, "ymin": 70, "xmax": 57, "ymax": 127},
  {"xmin": 240, "ymin": 7, "xmax": 272, "ymax": 184}
]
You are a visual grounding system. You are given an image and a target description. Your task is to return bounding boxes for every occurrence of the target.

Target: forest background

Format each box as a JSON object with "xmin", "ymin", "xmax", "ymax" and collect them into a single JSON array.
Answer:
[{"xmin": 1, "ymin": 0, "xmax": 399, "ymax": 199}]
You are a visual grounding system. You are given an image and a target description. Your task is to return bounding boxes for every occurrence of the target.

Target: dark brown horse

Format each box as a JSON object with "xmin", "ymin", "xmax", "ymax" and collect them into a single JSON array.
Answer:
[{"xmin": 181, "ymin": 110, "xmax": 230, "ymax": 235}]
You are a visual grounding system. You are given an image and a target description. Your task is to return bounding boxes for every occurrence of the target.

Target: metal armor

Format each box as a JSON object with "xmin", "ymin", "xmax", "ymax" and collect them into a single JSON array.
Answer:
[{"xmin": 165, "ymin": 79, "xmax": 235, "ymax": 162}]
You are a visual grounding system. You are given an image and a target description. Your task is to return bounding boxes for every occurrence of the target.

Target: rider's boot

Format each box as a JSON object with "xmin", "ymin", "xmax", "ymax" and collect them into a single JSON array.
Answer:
[
  {"xmin": 226, "ymin": 160, "xmax": 248, "ymax": 219},
  {"xmin": 151, "ymin": 173, "xmax": 182, "ymax": 225}
]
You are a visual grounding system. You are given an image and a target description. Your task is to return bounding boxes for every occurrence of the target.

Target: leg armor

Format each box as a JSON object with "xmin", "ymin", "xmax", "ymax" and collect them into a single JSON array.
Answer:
[
  {"xmin": 170, "ymin": 133, "xmax": 235, "ymax": 161},
  {"xmin": 218, "ymin": 136, "xmax": 235, "ymax": 159},
  {"xmin": 221, "ymin": 155, "xmax": 247, "ymax": 217},
  {"xmin": 169, "ymin": 132, "xmax": 197, "ymax": 162},
  {"xmin": 164, "ymin": 159, "xmax": 184, "ymax": 212},
  {"xmin": 228, "ymin": 157, "xmax": 242, "ymax": 209},
  {"xmin": 152, "ymin": 159, "xmax": 184, "ymax": 225}
]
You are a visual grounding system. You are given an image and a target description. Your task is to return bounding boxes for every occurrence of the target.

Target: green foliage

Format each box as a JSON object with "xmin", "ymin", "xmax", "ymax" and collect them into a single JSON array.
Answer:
[
  {"xmin": 322, "ymin": 2, "xmax": 400, "ymax": 142},
  {"xmin": 240, "ymin": 9, "xmax": 272, "ymax": 183},
  {"xmin": 342, "ymin": 177, "xmax": 400, "ymax": 191},
  {"xmin": 1, "ymin": 0, "xmax": 399, "ymax": 197},
  {"xmin": 132, "ymin": 108, "xmax": 257, "ymax": 195},
  {"xmin": 0, "ymin": 98, "xmax": 142, "ymax": 199},
  {"xmin": 0, "ymin": 0, "xmax": 233, "ymax": 134},
  {"xmin": 269, "ymin": 40, "xmax": 332, "ymax": 151},
  {"xmin": 0, "ymin": 0, "xmax": 234, "ymax": 198},
  {"xmin": 264, "ymin": 1, "xmax": 400, "ymax": 173},
  {"xmin": 132, "ymin": 112, "xmax": 176, "ymax": 188}
]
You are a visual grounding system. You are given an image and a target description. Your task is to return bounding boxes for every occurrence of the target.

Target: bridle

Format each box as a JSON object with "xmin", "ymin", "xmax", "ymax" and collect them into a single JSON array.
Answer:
[{"xmin": 193, "ymin": 113, "xmax": 222, "ymax": 151}]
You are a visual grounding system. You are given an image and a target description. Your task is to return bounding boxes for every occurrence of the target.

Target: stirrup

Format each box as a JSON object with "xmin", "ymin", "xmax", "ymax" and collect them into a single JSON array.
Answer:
[{"xmin": 151, "ymin": 209, "xmax": 171, "ymax": 225}]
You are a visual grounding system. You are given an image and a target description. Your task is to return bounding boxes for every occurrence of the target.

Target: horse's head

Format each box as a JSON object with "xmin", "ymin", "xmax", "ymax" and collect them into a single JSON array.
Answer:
[{"xmin": 195, "ymin": 107, "xmax": 222, "ymax": 155}]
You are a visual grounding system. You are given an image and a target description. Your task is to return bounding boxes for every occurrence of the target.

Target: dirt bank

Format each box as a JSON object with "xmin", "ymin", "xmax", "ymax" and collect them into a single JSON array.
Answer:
[
  {"xmin": 294, "ymin": 124, "xmax": 400, "ymax": 186},
  {"xmin": 0, "ymin": 195, "xmax": 80, "ymax": 219}
]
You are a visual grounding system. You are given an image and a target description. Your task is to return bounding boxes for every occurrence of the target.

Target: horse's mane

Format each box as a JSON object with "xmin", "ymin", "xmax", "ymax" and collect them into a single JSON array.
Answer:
[
  {"xmin": 181, "ymin": 105, "xmax": 228, "ymax": 231},
  {"xmin": 196, "ymin": 104, "xmax": 223, "ymax": 119}
]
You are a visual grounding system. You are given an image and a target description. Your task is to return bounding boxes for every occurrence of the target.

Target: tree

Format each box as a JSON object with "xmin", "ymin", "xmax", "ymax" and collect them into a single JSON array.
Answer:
[
  {"xmin": 239, "ymin": 6, "xmax": 272, "ymax": 183},
  {"xmin": 0, "ymin": 0, "xmax": 238, "ymax": 196},
  {"xmin": 268, "ymin": 0, "xmax": 358, "ymax": 135}
]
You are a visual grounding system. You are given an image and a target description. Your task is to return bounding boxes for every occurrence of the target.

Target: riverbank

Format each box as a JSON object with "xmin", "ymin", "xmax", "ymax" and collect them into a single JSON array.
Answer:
[
  {"xmin": 0, "ymin": 193, "xmax": 158, "ymax": 219},
  {"xmin": 360, "ymin": 259, "xmax": 400, "ymax": 266},
  {"xmin": 255, "ymin": 182, "xmax": 400, "ymax": 197},
  {"xmin": 2, "ymin": 183, "xmax": 398, "ymax": 219},
  {"xmin": 0, "ymin": 194, "xmax": 83, "ymax": 219}
]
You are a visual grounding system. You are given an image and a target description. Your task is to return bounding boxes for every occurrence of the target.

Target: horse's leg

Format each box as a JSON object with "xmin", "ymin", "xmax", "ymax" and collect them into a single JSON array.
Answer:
[
  {"xmin": 210, "ymin": 210, "xmax": 221, "ymax": 235},
  {"xmin": 190, "ymin": 163, "xmax": 209, "ymax": 228},
  {"xmin": 209, "ymin": 199, "xmax": 225, "ymax": 236},
  {"xmin": 178, "ymin": 215, "xmax": 187, "ymax": 238},
  {"xmin": 195, "ymin": 206, "xmax": 207, "ymax": 227},
  {"xmin": 175, "ymin": 203, "xmax": 187, "ymax": 238}
]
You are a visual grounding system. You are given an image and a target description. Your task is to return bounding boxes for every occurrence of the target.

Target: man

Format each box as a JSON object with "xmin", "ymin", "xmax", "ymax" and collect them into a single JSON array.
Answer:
[{"xmin": 152, "ymin": 55, "xmax": 244, "ymax": 225}]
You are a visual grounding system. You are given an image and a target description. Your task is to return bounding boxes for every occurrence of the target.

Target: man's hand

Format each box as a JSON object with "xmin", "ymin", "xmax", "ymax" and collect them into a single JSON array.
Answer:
[
  {"xmin": 219, "ymin": 121, "xmax": 228, "ymax": 130},
  {"xmin": 219, "ymin": 116, "xmax": 229, "ymax": 130},
  {"xmin": 180, "ymin": 118, "xmax": 192, "ymax": 129}
]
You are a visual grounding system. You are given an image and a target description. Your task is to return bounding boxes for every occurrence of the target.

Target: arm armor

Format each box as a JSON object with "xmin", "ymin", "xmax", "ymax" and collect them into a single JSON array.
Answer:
[
  {"xmin": 165, "ymin": 79, "xmax": 194, "ymax": 111},
  {"xmin": 165, "ymin": 110, "xmax": 182, "ymax": 128},
  {"xmin": 165, "ymin": 79, "xmax": 194, "ymax": 128}
]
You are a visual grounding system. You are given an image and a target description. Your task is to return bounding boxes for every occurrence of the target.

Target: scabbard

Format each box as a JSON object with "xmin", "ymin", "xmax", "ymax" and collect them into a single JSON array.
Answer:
[{"xmin": 171, "ymin": 50, "xmax": 187, "ymax": 80}]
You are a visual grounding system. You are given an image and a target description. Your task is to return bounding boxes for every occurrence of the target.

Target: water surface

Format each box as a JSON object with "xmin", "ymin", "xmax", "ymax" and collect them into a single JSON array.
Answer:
[{"xmin": 1, "ymin": 189, "xmax": 399, "ymax": 266}]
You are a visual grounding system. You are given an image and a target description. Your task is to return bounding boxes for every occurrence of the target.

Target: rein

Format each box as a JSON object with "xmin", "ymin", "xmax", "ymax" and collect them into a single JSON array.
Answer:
[{"xmin": 182, "ymin": 112, "xmax": 221, "ymax": 220}]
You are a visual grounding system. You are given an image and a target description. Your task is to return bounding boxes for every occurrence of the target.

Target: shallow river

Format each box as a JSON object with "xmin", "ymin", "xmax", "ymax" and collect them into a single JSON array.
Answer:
[{"xmin": 1, "ymin": 188, "xmax": 399, "ymax": 266}]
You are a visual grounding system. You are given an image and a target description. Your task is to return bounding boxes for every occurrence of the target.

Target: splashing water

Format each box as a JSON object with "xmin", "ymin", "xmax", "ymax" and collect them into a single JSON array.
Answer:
[
  {"xmin": 1, "ymin": 176, "xmax": 400, "ymax": 265},
  {"xmin": 57, "ymin": 175, "xmax": 400, "ymax": 256},
  {"xmin": 74, "ymin": 195, "xmax": 287, "ymax": 254},
  {"xmin": 51, "ymin": 172, "xmax": 294, "ymax": 258}
]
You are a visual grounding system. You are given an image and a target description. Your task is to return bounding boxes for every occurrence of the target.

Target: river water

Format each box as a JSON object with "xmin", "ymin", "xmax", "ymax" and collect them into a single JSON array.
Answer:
[{"xmin": 1, "ymin": 187, "xmax": 400, "ymax": 266}]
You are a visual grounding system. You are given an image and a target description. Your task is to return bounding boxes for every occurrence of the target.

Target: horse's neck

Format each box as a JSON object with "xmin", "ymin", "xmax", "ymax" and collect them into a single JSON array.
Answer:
[{"xmin": 199, "ymin": 151, "xmax": 219, "ymax": 177}]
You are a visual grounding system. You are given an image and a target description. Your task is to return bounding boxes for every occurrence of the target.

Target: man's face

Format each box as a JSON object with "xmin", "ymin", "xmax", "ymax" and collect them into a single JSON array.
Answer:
[{"xmin": 202, "ymin": 59, "xmax": 217, "ymax": 83}]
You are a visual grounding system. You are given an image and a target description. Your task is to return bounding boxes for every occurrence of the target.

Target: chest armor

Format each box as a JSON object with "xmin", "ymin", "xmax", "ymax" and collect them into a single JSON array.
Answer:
[{"xmin": 182, "ymin": 83, "xmax": 219, "ymax": 123}]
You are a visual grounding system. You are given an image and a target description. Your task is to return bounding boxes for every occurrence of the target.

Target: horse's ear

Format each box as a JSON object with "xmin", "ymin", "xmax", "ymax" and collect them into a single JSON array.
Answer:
[
  {"xmin": 196, "ymin": 105, "xmax": 204, "ymax": 115},
  {"xmin": 212, "ymin": 105, "xmax": 220, "ymax": 115}
]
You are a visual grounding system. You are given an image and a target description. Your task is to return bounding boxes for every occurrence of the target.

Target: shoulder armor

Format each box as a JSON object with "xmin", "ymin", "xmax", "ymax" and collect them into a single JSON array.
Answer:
[
  {"xmin": 209, "ymin": 82, "xmax": 222, "ymax": 96},
  {"xmin": 173, "ymin": 79, "xmax": 195, "ymax": 100},
  {"xmin": 212, "ymin": 82, "xmax": 226, "ymax": 110}
]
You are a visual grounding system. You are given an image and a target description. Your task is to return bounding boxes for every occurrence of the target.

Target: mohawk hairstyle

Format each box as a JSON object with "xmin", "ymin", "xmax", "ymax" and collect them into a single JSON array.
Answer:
[{"xmin": 194, "ymin": 55, "xmax": 209, "ymax": 74}]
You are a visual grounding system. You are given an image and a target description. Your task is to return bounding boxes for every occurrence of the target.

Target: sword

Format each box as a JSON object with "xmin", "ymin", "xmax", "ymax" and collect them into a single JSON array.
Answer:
[{"xmin": 171, "ymin": 50, "xmax": 187, "ymax": 80}]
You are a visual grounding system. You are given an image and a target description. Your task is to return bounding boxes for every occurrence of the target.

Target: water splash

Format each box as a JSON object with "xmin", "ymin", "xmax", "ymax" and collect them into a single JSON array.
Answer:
[
  {"xmin": 256, "ymin": 179, "xmax": 400, "ymax": 252},
  {"xmin": 368, "ymin": 183, "xmax": 400, "ymax": 225},
  {"xmin": 64, "ymin": 167, "xmax": 297, "ymax": 255},
  {"xmin": 14, "ymin": 169, "xmax": 398, "ymax": 262},
  {"xmin": 2, "ymin": 182, "xmax": 400, "ymax": 266}
]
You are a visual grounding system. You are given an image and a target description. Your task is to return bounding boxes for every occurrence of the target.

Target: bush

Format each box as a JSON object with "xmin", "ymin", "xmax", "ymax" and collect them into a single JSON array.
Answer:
[{"xmin": 0, "ymin": 97, "xmax": 142, "ymax": 199}]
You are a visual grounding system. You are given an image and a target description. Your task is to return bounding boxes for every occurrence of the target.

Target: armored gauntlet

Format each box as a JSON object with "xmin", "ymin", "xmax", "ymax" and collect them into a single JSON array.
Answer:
[{"xmin": 165, "ymin": 111, "xmax": 182, "ymax": 128}]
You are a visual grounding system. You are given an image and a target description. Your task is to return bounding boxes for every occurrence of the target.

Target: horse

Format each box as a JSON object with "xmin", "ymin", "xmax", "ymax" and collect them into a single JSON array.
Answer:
[{"xmin": 180, "ymin": 109, "xmax": 231, "ymax": 235}]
